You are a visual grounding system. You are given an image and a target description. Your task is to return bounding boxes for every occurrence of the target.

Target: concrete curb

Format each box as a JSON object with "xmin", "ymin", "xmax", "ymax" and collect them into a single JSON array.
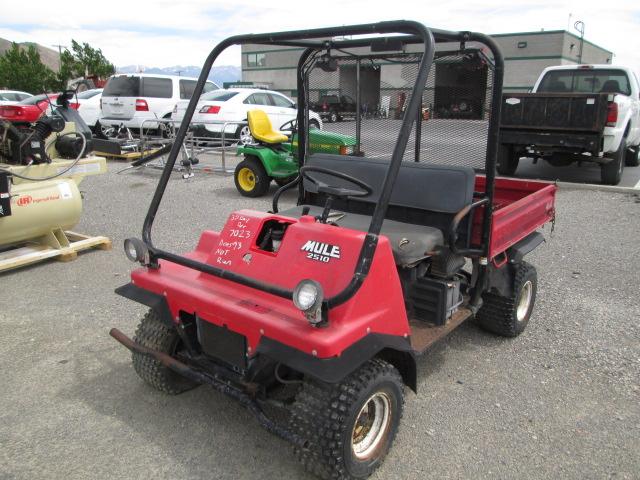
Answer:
[{"xmin": 556, "ymin": 181, "xmax": 640, "ymax": 194}]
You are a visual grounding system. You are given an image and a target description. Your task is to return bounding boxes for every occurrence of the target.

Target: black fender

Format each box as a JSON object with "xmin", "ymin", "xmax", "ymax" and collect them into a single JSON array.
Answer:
[
  {"xmin": 115, "ymin": 282, "xmax": 174, "ymax": 327},
  {"xmin": 507, "ymin": 231, "xmax": 544, "ymax": 264},
  {"xmin": 256, "ymin": 333, "xmax": 418, "ymax": 392},
  {"xmin": 488, "ymin": 232, "xmax": 544, "ymax": 297}
]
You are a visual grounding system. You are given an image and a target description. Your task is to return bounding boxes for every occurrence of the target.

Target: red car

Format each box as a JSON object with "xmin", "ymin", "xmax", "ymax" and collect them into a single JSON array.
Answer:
[{"xmin": 0, "ymin": 93, "xmax": 78, "ymax": 123}]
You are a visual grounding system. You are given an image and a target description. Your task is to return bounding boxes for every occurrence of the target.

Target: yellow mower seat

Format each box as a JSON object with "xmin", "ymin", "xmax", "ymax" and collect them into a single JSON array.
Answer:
[{"xmin": 247, "ymin": 110, "xmax": 288, "ymax": 144}]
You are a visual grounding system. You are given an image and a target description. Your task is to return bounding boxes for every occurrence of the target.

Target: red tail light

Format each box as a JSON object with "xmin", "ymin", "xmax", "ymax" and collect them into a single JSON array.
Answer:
[
  {"xmin": 322, "ymin": 103, "xmax": 328, "ymax": 111},
  {"xmin": 135, "ymin": 99, "xmax": 149, "ymax": 111},
  {"xmin": 199, "ymin": 105, "xmax": 220, "ymax": 114},
  {"xmin": 606, "ymin": 102, "xmax": 618, "ymax": 127},
  {"xmin": 0, "ymin": 106, "xmax": 22, "ymax": 117},
  {"xmin": 70, "ymin": 103, "xmax": 79, "ymax": 110}
]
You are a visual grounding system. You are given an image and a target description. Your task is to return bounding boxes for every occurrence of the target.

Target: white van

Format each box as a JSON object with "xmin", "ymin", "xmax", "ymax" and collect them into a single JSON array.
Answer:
[{"xmin": 100, "ymin": 73, "xmax": 218, "ymax": 130}]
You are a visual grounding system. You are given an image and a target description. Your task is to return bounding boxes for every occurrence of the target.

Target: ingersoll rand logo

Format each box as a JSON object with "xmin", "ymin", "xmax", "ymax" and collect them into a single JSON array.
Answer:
[
  {"xmin": 17, "ymin": 195, "xmax": 33, "ymax": 207},
  {"xmin": 301, "ymin": 240, "xmax": 341, "ymax": 263}
]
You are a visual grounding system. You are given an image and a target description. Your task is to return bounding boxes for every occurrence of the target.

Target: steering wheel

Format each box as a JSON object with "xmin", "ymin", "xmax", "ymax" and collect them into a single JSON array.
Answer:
[
  {"xmin": 300, "ymin": 166, "xmax": 372, "ymax": 199},
  {"xmin": 279, "ymin": 119, "xmax": 297, "ymax": 133},
  {"xmin": 300, "ymin": 166, "xmax": 372, "ymax": 223}
]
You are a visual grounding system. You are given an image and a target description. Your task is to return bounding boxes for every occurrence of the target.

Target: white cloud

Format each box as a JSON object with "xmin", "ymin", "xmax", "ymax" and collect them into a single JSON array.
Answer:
[{"xmin": 1, "ymin": 0, "xmax": 638, "ymax": 72}]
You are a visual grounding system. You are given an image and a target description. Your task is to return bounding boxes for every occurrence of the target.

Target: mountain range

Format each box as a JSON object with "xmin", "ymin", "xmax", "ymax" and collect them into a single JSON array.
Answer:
[
  {"xmin": 116, "ymin": 65, "xmax": 241, "ymax": 86},
  {"xmin": 0, "ymin": 37, "xmax": 60, "ymax": 70}
]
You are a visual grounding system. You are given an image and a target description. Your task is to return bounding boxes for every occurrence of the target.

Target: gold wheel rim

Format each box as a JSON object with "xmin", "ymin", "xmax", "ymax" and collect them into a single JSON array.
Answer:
[
  {"xmin": 238, "ymin": 167, "xmax": 256, "ymax": 191},
  {"xmin": 351, "ymin": 391, "xmax": 392, "ymax": 460}
]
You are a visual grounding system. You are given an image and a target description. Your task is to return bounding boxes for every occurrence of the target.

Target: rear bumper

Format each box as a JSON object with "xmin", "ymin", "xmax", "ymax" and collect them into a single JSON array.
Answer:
[{"xmin": 500, "ymin": 130, "xmax": 602, "ymax": 155}]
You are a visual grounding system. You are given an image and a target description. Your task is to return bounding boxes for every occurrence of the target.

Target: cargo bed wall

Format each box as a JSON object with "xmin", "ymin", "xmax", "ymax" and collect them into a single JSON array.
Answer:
[{"xmin": 472, "ymin": 176, "xmax": 556, "ymax": 259}]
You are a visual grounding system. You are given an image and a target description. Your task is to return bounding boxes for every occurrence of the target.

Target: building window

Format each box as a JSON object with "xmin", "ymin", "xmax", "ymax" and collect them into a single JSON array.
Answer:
[{"xmin": 247, "ymin": 53, "xmax": 266, "ymax": 68}]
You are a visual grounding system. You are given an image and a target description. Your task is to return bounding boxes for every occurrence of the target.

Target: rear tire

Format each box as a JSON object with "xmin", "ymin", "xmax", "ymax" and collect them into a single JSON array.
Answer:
[
  {"xmin": 497, "ymin": 144, "xmax": 520, "ymax": 176},
  {"xmin": 132, "ymin": 309, "xmax": 198, "ymax": 394},
  {"xmin": 289, "ymin": 359, "xmax": 404, "ymax": 480},
  {"xmin": 329, "ymin": 111, "xmax": 338, "ymax": 123},
  {"xmin": 234, "ymin": 156, "xmax": 270, "ymax": 197},
  {"xmin": 476, "ymin": 261, "xmax": 537, "ymax": 337},
  {"xmin": 625, "ymin": 145, "xmax": 639, "ymax": 167},
  {"xmin": 601, "ymin": 138, "xmax": 625, "ymax": 185},
  {"xmin": 309, "ymin": 119, "xmax": 320, "ymax": 129}
]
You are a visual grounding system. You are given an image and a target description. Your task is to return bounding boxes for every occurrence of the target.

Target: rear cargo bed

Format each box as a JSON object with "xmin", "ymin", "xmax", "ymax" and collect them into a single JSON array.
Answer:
[{"xmin": 473, "ymin": 176, "xmax": 556, "ymax": 259}]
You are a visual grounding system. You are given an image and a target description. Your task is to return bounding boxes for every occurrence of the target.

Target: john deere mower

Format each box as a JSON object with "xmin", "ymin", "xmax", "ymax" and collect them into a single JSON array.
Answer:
[
  {"xmin": 234, "ymin": 110, "xmax": 357, "ymax": 196},
  {"xmin": 111, "ymin": 21, "xmax": 556, "ymax": 480},
  {"xmin": 0, "ymin": 91, "xmax": 111, "ymax": 271}
]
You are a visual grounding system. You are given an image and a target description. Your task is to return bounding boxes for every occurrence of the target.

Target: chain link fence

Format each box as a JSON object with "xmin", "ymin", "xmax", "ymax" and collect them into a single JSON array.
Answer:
[{"xmin": 308, "ymin": 46, "xmax": 494, "ymax": 171}]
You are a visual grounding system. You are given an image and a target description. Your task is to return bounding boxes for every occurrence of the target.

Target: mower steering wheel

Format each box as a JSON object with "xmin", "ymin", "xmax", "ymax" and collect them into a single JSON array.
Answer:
[
  {"xmin": 279, "ymin": 119, "xmax": 297, "ymax": 134},
  {"xmin": 300, "ymin": 166, "xmax": 372, "ymax": 199}
]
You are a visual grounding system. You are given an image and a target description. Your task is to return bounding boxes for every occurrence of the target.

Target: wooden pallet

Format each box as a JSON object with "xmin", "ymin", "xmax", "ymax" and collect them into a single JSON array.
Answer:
[{"xmin": 0, "ymin": 230, "xmax": 111, "ymax": 273}]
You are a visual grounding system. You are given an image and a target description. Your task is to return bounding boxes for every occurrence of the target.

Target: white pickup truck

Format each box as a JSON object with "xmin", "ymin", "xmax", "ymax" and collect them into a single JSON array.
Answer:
[{"xmin": 499, "ymin": 64, "xmax": 640, "ymax": 184}]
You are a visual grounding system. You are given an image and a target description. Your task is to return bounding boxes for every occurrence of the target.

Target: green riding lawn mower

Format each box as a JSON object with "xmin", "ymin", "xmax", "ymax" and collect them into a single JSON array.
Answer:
[{"xmin": 234, "ymin": 110, "xmax": 357, "ymax": 197}]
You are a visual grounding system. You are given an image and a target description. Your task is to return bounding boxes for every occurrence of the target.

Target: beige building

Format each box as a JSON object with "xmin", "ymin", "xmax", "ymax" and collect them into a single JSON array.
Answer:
[{"xmin": 239, "ymin": 30, "xmax": 612, "ymax": 119}]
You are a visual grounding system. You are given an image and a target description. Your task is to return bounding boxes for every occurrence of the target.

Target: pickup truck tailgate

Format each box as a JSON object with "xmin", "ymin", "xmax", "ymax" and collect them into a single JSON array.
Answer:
[{"xmin": 501, "ymin": 93, "xmax": 608, "ymax": 132}]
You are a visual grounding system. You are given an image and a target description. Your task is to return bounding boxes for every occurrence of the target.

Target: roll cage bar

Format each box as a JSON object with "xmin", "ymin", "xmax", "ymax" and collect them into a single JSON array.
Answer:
[{"xmin": 140, "ymin": 20, "xmax": 504, "ymax": 311}]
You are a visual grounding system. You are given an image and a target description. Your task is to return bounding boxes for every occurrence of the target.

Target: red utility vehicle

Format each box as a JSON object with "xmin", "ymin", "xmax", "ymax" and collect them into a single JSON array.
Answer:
[
  {"xmin": 111, "ymin": 21, "xmax": 556, "ymax": 480},
  {"xmin": 0, "ymin": 93, "xmax": 79, "ymax": 124}
]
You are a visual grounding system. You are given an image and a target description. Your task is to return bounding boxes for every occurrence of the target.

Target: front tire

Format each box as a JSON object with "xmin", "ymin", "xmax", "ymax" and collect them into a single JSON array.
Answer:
[
  {"xmin": 476, "ymin": 261, "xmax": 537, "ymax": 337},
  {"xmin": 234, "ymin": 156, "xmax": 270, "ymax": 197},
  {"xmin": 132, "ymin": 309, "xmax": 199, "ymax": 394},
  {"xmin": 289, "ymin": 359, "xmax": 404, "ymax": 480}
]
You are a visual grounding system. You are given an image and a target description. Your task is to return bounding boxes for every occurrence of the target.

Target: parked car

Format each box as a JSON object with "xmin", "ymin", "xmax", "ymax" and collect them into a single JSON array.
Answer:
[
  {"xmin": 74, "ymin": 88, "xmax": 103, "ymax": 131},
  {"xmin": 172, "ymin": 88, "xmax": 323, "ymax": 143},
  {"xmin": 499, "ymin": 64, "xmax": 640, "ymax": 184},
  {"xmin": 100, "ymin": 73, "xmax": 219, "ymax": 131},
  {"xmin": 0, "ymin": 90, "xmax": 33, "ymax": 105},
  {"xmin": 0, "ymin": 93, "xmax": 78, "ymax": 124},
  {"xmin": 309, "ymin": 94, "xmax": 358, "ymax": 122}
]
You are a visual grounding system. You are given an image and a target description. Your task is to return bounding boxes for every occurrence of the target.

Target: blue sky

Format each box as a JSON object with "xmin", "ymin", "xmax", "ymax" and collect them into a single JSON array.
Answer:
[{"xmin": 0, "ymin": 0, "xmax": 638, "ymax": 71}]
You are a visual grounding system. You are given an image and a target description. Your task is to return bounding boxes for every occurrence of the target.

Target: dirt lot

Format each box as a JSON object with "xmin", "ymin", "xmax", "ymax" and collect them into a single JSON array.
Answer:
[{"xmin": 1, "ymin": 159, "xmax": 639, "ymax": 479}]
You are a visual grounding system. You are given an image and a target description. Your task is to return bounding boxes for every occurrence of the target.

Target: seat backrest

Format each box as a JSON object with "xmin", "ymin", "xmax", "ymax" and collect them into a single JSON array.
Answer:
[
  {"xmin": 247, "ymin": 110, "xmax": 281, "ymax": 144},
  {"xmin": 601, "ymin": 79, "xmax": 621, "ymax": 94},
  {"xmin": 303, "ymin": 154, "xmax": 475, "ymax": 214}
]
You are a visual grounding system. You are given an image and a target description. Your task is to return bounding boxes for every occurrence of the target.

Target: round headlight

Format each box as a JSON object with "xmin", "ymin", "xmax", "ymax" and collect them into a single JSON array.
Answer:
[
  {"xmin": 293, "ymin": 280, "xmax": 324, "ymax": 325},
  {"xmin": 123, "ymin": 237, "xmax": 147, "ymax": 263},
  {"xmin": 294, "ymin": 282, "xmax": 319, "ymax": 311}
]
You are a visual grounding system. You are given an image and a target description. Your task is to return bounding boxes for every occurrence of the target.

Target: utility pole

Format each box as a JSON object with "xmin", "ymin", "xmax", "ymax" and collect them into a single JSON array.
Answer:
[
  {"xmin": 175, "ymin": 70, "xmax": 183, "ymax": 77},
  {"xmin": 52, "ymin": 44, "xmax": 67, "ymax": 72},
  {"xmin": 573, "ymin": 21, "xmax": 585, "ymax": 64}
]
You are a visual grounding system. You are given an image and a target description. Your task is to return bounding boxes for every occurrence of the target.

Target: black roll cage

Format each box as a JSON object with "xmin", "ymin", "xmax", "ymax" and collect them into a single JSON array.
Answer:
[{"xmin": 139, "ymin": 20, "xmax": 504, "ymax": 311}]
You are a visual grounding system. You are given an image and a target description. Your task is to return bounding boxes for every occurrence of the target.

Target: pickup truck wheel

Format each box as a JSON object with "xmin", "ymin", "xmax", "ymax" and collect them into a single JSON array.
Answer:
[
  {"xmin": 497, "ymin": 144, "xmax": 519, "ymax": 175},
  {"xmin": 234, "ymin": 156, "xmax": 271, "ymax": 197},
  {"xmin": 329, "ymin": 112, "xmax": 338, "ymax": 123},
  {"xmin": 476, "ymin": 261, "xmax": 537, "ymax": 337},
  {"xmin": 625, "ymin": 146, "xmax": 640, "ymax": 167},
  {"xmin": 289, "ymin": 358, "xmax": 403, "ymax": 480},
  {"xmin": 132, "ymin": 309, "xmax": 199, "ymax": 395},
  {"xmin": 601, "ymin": 139, "xmax": 625, "ymax": 185}
]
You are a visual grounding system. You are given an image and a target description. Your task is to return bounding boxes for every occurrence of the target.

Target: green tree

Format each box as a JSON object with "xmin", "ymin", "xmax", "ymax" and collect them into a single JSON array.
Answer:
[
  {"xmin": 57, "ymin": 39, "xmax": 115, "ymax": 84},
  {"xmin": 0, "ymin": 43, "xmax": 57, "ymax": 93}
]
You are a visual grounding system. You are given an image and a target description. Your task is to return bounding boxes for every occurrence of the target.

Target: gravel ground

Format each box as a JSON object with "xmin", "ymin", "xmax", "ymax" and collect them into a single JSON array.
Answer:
[{"xmin": 1, "ymin": 156, "xmax": 639, "ymax": 480}]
